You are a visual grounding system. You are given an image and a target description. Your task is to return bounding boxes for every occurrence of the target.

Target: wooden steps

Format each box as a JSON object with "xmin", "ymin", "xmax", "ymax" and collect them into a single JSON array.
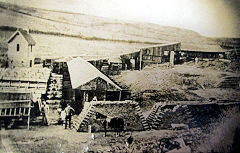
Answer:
[
  {"xmin": 72, "ymin": 102, "xmax": 94, "ymax": 131},
  {"xmin": 134, "ymin": 104, "xmax": 150, "ymax": 130},
  {"xmin": 218, "ymin": 76, "xmax": 240, "ymax": 89}
]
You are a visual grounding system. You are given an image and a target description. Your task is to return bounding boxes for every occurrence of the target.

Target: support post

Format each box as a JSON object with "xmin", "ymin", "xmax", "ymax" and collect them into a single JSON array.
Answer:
[
  {"xmin": 27, "ymin": 114, "xmax": 30, "ymax": 130},
  {"xmin": 170, "ymin": 51, "xmax": 175, "ymax": 67},
  {"xmin": 139, "ymin": 49, "xmax": 142, "ymax": 70},
  {"xmin": 119, "ymin": 90, "xmax": 122, "ymax": 101},
  {"xmin": 27, "ymin": 101, "xmax": 31, "ymax": 130},
  {"xmin": 159, "ymin": 47, "xmax": 163, "ymax": 64},
  {"xmin": 88, "ymin": 125, "xmax": 91, "ymax": 133}
]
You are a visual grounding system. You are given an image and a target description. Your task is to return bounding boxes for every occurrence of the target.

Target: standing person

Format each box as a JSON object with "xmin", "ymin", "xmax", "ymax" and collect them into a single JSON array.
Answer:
[
  {"xmin": 126, "ymin": 133, "xmax": 133, "ymax": 148},
  {"xmin": 103, "ymin": 119, "xmax": 107, "ymax": 137},
  {"xmin": 60, "ymin": 109, "xmax": 66, "ymax": 125},
  {"xmin": 60, "ymin": 99, "xmax": 67, "ymax": 110},
  {"xmin": 92, "ymin": 96, "xmax": 97, "ymax": 101},
  {"xmin": 195, "ymin": 57, "xmax": 199, "ymax": 64},
  {"xmin": 41, "ymin": 101, "xmax": 49, "ymax": 125},
  {"xmin": 64, "ymin": 103, "xmax": 75, "ymax": 129}
]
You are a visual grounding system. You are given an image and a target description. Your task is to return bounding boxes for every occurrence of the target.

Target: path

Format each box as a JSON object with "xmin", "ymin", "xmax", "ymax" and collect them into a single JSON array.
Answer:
[{"xmin": 0, "ymin": 129, "xmax": 19, "ymax": 153}]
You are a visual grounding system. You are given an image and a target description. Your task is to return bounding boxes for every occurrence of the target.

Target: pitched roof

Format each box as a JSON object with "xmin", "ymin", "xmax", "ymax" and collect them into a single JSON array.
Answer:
[
  {"xmin": 67, "ymin": 57, "xmax": 121, "ymax": 90},
  {"xmin": 7, "ymin": 29, "xmax": 36, "ymax": 45}
]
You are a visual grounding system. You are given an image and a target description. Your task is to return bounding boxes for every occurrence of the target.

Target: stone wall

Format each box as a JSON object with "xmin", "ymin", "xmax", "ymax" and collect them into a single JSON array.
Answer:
[{"xmin": 78, "ymin": 101, "xmax": 146, "ymax": 132}]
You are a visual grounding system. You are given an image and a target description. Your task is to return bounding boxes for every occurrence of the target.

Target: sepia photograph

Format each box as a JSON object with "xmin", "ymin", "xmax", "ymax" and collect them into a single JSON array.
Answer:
[{"xmin": 0, "ymin": 0, "xmax": 240, "ymax": 152}]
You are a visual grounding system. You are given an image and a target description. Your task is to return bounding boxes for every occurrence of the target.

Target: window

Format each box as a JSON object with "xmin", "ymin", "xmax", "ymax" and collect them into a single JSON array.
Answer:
[
  {"xmin": 30, "ymin": 60, "xmax": 32, "ymax": 67},
  {"xmin": 17, "ymin": 44, "xmax": 20, "ymax": 51}
]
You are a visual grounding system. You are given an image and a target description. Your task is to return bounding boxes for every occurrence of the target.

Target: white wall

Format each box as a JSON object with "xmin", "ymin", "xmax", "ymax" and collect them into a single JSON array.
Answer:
[{"xmin": 8, "ymin": 33, "xmax": 35, "ymax": 67}]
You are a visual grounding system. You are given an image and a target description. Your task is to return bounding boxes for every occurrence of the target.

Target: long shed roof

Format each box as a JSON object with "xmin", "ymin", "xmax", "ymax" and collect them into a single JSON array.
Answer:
[{"xmin": 67, "ymin": 57, "xmax": 121, "ymax": 90}]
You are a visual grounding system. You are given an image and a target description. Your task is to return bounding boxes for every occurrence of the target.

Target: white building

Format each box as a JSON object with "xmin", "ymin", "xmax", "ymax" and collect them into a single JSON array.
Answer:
[{"xmin": 7, "ymin": 29, "xmax": 36, "ymax": 68}]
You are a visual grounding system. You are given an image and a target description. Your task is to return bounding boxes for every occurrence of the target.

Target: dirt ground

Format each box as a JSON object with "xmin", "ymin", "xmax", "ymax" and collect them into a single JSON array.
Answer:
[
  {"xmin": 0, "ymin": 124, "xmax": 91, "ymax": 153},
  {"xmin": 113, "ymin": 61, "xmax": 240, "ymax": 110},
  {"xmin": 0, "ymin": 123, "xmax": 192, "ymax": 153},
  {"xmin": 1, "ymin": 60, "xmax": 240, "ymax": 153}
]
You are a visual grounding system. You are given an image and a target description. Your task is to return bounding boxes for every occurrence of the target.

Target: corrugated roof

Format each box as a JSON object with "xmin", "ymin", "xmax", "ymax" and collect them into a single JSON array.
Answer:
[
  {"xmin": 8, "ymin": 29, "xmax": 36, "ymax": 45},
  {"xmin": 67, "ymin": 57, "xmax": 121, "ymax": 90}
]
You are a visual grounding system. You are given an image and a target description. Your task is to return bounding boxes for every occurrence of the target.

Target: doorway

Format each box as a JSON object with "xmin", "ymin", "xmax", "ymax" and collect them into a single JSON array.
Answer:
[{"xmin": 109, "ymin": 117, "xmax": 124, "ymax": 132}]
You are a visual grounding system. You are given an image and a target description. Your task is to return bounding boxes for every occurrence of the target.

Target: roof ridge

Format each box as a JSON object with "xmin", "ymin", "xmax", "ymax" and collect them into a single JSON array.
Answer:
[{"xmin": 7, "ymin": 29, "xmax": 36, "ymax": 45}]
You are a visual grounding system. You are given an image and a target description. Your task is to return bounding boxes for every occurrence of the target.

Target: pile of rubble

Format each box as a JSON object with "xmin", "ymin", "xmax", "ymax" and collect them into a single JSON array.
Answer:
[{"xmin": 87, "ymin": 131, "xmax": 191, "ymax": 153}]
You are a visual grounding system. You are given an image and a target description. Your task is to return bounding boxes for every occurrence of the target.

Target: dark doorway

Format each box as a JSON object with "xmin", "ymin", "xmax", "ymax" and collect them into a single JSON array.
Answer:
[
  {"xmin": 106, "ymin": 91, "xmax": 120, "ymax": 101},
  {"xmin": 109, "ymin": 117, "xmax": 124, "ymax": 132}
]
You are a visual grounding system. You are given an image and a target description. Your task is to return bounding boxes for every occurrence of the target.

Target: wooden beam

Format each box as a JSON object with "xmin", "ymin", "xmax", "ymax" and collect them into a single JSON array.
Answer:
[
  {"xmin": 139, "ymin": 49, "xmax": 142, "ymax": 70},
  {"xmin": 119, "ymin": 91, "xmax": 122, "ymax": 101},
  {"xmin": 170, "ymin": 51, "xmax": 175, "ymax": 66}
]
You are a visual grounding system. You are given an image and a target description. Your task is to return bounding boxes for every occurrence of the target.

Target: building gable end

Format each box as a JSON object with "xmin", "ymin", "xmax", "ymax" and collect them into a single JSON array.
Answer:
[{"xmin": 7, "ymin": 30, "xmax": 36, "ymax": 45}]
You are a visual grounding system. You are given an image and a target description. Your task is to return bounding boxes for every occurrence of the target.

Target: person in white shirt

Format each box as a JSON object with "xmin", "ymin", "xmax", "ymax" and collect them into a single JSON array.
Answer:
[{"xmin": 64, "ymin": 103, "xmax": 75, "ymax": 129}]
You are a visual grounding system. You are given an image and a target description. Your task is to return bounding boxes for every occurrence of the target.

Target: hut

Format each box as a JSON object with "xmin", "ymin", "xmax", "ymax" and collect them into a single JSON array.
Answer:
[
  {"xmin": 180, "ymin": 42, "xmax": 226, "ymax": 61},
  {"xmin": 63, "ymin": 57, "xmax": 122, "ymax": 112},
  {"xmin": 121, "ymin": 42, "xmax": 181, "ymax": 70}
]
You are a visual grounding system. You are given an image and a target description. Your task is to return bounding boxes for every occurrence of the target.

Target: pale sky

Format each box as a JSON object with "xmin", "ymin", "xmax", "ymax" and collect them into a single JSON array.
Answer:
[{"xmin": 1, "ymin": 0, "xmax": 240, "ymax": 37}]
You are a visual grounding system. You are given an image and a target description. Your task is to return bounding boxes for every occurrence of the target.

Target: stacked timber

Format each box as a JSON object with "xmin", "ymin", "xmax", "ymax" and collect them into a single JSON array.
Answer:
[
  {"xmin": 46, "ymin": 73, "xmax": 63, "ymax": 124},
  {"xmin": 47, "ymin": 73, "xmax": 63, "ymax": 100}
]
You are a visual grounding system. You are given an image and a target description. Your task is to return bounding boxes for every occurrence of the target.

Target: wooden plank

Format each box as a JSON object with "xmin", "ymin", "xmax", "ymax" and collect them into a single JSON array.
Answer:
[
  {"xmin": 0, "ymin": 100, "xmax": 31, "ymax": 103},
  {"xmin": 14, "ymin": 108, "xmax": 16, "ymax": 116},
  {"xmin": 23, "ymin": 108, "xmax": 26, "ymax": 115},
  {"xmin": 19, "ymin": 108, "xmax": 22, "ymax": 115},
  {"xmin": 27, "ymin": 114, "xmax": 30, "ymax": 129}
]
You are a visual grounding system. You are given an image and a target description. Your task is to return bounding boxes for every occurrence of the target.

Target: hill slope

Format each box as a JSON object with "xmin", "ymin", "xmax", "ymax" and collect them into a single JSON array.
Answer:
[{"xmin": 0, "ymin": 2, "xmax": 223, "ymax": 58}]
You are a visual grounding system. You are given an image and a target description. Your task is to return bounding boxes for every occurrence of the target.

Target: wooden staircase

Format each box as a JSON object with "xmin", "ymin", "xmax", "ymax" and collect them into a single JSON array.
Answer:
[
  {"xmin": 134, "ymin": 104, "xmax": 150, "ymax": 130},
  {"xmin": 72, "ymin": 102, "xmax": 95, "ymax": 131},
  {"xmin": 146, "ymin": 103, "xmax": 166, "ymax": 129},
  {"xmin": 218, "ymin": 76, "xmax": 240, "ymax": 89}
]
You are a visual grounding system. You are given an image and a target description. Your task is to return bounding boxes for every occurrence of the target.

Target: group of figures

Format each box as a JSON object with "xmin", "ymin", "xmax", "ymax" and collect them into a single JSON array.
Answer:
[{"xmin": 41, "ymin": 102, "xmax": 75, "ymax": 129}]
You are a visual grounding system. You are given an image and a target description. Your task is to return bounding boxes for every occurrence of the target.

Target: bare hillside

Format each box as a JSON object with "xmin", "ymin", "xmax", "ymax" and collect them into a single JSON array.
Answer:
[{"xmin": 0, "ymin": 2, "xmax": 222, "ymax": 58}]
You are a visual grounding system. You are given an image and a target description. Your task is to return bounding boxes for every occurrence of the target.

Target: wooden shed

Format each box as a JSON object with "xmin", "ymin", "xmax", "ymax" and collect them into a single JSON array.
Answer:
[
  {"xmin": 121, "ymin": 42, "xmax": 181, "ymax": 70},
  {"xmin": 63, "ymin": 57, "xmax": 122, "ymax": 112}
]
